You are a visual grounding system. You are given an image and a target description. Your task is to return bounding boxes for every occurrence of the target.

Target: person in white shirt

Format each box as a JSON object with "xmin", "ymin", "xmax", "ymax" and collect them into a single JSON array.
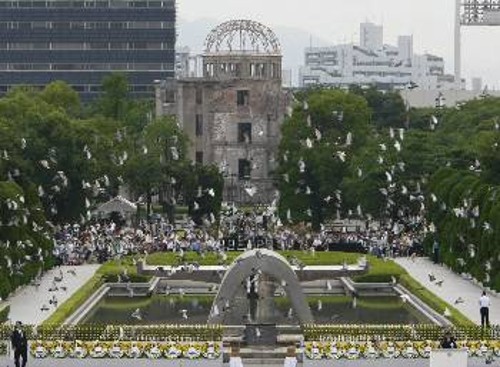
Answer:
[
  {"xmin": 283, "ymin": 346, "xmax": 298, "ymax": 367},
  {"xmin": 229, "ymin": 345, "xmax": 244, "ymax": 367},
  {"xmin": 479, "ymin": 291, "xmax": 490, "ymax": 327}
]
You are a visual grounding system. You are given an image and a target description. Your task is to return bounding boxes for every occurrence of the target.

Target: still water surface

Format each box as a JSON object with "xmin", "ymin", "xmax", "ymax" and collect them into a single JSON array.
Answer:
[{"xmin": 83, "ymin": 295, "xmax": 429, "ymax": 325}]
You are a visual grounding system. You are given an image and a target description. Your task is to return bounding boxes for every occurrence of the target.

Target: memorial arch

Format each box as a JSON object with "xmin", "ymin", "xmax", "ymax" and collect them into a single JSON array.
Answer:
[{"xmin": 208, "ymin": 249, "xmax": 314, "ymax": 325}]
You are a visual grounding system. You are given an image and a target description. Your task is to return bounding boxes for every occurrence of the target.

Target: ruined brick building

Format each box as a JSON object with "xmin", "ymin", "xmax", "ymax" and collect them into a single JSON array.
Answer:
[{"xmin": 155, "ymin": 20, "xmax": 288, "ymax": 204}]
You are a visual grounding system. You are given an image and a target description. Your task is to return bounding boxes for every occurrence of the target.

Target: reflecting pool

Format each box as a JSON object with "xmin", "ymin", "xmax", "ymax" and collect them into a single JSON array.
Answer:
[{"xmin": 82, "ymin": 295, "xmax": 430, "ymax": 325}]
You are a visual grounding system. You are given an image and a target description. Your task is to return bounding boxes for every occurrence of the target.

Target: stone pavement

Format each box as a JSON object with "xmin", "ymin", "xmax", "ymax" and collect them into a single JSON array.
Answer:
[
  {"xmin": 0, "ymin": 357, "xmax": 496, "ymax": 367},
  {"xmin": 5, "ymin": 265, "xmax": 100, "ymax": 325},
  {"xmin": 394, "ymin": 257, "xmax": 500, "ymax": 325},
  {"xmin": 309, "ymin": 358, "xmax": 496, "ymax": 367}
]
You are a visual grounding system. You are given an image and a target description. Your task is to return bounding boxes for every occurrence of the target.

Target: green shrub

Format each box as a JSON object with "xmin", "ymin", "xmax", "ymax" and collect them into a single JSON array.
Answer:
[{"xmin": 0, "ymin": 305, "xmax": 9, "ymax": 323}]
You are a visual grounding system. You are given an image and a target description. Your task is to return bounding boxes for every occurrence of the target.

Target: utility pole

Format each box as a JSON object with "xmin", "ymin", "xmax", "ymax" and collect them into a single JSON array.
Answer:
[{"xmin": 455, "ymin": 0, "xmax": 462, "ymax": 89}]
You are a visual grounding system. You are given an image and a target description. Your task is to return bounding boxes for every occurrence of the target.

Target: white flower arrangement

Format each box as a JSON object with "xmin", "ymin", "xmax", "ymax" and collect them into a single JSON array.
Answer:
[
  {"xmin": 184, "ymin": 343, "xmax": 201, "ymax": 359},
  {"xmin": 304, "ymin": 340, "xmax": 500, "ymax": 360},
  {"xmin": 305, "ymin": 342, "xmax": 323, "ymax": 360},
  {"xmin": 164, "ymin": 342, "xmax": 182, "ymax": 359},
  {"xmin": 202, "ymin": 342, "xmax": 220, "ymax": 359},
  {"xmin": 326, "ymin": 341, "xmax": 344, "ymax": 359},
  {"xmin": 381, "ymin": 341, "xmax": 400, "ymax": 358},
  {"xmin": 108, "ymin": 342, "xmax": 124, "ymax": 359},
  {"xmin": 126, "ymin": 342, "xmax": 143, "ymax": 358},
  {"xmin": 145, "ymin": 342, "xmax": 162, "ymax": 359},
  {"xmin": 70, "ymin": 341, "xmax": 88, "ymax": 359},
  {"xmin": 32, "ymin": 341, "xmax": 48, "ymax": 359},
  {"xmin": 51, "ymin": 341, "xmax": 68, "ymax": 358},
  {"xmin": 401, "ymin": 341, "xmax": 418, "ymax": 359},
  {"xmin": 418, "ymin": 340, "xmax": 436, "ymax": 358},
  {"xmin": 89, "ymin": 341, "xmax": 107, "ymax": 358},
  {"xmin": 345, "ymin": 342, "xmax": 360, "ymax": 360},
  {"xmin": 363, "ymin": 341, "xmax": 379, "ymax": 359}
]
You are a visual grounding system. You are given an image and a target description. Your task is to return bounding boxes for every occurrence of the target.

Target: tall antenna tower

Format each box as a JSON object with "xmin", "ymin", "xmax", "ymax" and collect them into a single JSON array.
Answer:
[{"xmin": 456, "ymin": 0, "xmax": 500, "ymax": 88}]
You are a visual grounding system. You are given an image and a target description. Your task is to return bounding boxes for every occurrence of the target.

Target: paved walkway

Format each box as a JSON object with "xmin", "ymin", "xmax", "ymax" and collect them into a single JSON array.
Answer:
[
  {"xmin": 0, "ymin": 357, "xmax": 495, "ymax": 367},
  {"xmin": 308, "ymin": 358, "xmax": 495, "ymax": 367},
  {"xmin": 6, "ymin": 265, "xmax": 100, "ymax": 325},
  {"xmin": 394, "ymin": 257, "xmax": 500, "ymax": 325}
]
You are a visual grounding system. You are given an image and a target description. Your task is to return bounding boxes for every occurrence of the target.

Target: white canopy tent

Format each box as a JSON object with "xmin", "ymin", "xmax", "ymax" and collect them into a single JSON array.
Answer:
[{"xmin": 95, "ymin": 196, "xmax": 137, "ymax": 217}]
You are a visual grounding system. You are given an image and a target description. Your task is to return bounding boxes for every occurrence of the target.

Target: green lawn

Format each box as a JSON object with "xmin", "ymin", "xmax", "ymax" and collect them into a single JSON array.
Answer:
[
  {"xmin": 146, "ymin": 250, "xmax": 362, "ymax": 266},
  {"xmin": 353, "ymin": 256, "xmax": 406, "ymax": 283}
]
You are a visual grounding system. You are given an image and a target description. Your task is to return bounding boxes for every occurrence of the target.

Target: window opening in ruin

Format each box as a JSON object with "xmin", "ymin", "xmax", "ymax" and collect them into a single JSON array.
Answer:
[
  {"xmin": 195, "ymin": 87, "xmax": 203, "ymax": 104},
  {"xmin": 238, "ymin": 159, "xmax": 251, "ymax": 180},
  {"xmin": 195, "ymin": 151, "xmax": 203, "ymax": 164},
  {"xmin": 195, "ymin": 114, "xmax": 203, "ymax": 136},
  {"xmin": 238, "ymin": 123, "xmax": 252, "ymax": 143},
  {"xmin": 237, "ymin": 90, "xmax": 249, "ymax": 106}
]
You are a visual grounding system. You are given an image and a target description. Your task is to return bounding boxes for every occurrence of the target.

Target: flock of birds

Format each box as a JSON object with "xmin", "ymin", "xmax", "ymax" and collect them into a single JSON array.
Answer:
[
  {"xmin": 280, "ymin": 98, "xmax": 426, "ymax": 225},
  {"xmin": 1, "ymin": 127, "xmax": 224, "ymax": 279},
  {"xmin": 280, "ymin": 98, "xmax": 499, "ymax": 275},
  {"xmin": 2, "ymin": 94, "xmax": 499, "ymax": 327},
  {"xmin": 37, "ymin": 268, "xmax": 78, "ymax": 312}
]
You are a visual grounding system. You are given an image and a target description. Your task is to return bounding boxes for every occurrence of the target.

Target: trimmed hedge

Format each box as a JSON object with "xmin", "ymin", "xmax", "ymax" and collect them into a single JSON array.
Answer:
[
  {"xmin": 303, "ymin": 324, "xmax": 500, "ymax": 341},
  {"xmin": 1, "ymin": 324, "xmax": 224, "ymax": 342},
  {"xmin": 0, "ymin": 305, "xmax": 9, "ymax": 323}
]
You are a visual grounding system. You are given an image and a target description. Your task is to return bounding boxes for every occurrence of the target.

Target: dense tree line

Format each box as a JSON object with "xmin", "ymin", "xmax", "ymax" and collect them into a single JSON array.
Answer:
[
  {"xmin": 278, "ymin": 88, "xmax": 500, "ymax": 290},
  {"xmin": 0, "ymin": 75, "xmax": 223, "ymax": 298}
]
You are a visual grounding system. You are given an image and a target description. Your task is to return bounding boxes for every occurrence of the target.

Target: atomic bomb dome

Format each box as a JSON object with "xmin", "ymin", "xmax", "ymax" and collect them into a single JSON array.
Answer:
[
  {"xmin": 202, "ymin": 20, "xmax": 282, "ymax": 81},
  {"xmin": 204, "ymin": 19, "xmax": 281, "ymax": 55},
  {"xmin": 156, "ymin": 19, "xmax": 287, "ymax": 204}
]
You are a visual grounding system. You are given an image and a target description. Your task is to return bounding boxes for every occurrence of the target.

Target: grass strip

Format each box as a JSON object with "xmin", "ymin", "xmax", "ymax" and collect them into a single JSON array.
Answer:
[
  {"xmin": 0, "ymin": 304, "xmax": 10, "ymax": 323},
  {"xmin": 146, "ymin": 250, "xmax": 362, "ymax": 266},
  {"xmin": 42, "ymin": 273, "xmax": 104, "ymax": 326},
  {"xmin": 399, "ymin": 274, "xmax": 474, "ymax": 326}
]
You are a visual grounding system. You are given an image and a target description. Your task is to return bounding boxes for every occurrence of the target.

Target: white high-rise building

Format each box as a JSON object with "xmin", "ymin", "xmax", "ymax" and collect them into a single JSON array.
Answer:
[
  {"xmin": 300, "ymin": 22, "xmax": 459, "ymax": 90},
  {"xmin": 360, "ymin": 22, "xmax": 383, "ymax": 51}
]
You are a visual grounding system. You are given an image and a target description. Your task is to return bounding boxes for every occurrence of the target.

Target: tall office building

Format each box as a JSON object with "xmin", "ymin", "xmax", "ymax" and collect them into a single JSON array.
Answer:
[{"xmin": 0, "ymin": 0, "xmax": 175, "ymax": 99}]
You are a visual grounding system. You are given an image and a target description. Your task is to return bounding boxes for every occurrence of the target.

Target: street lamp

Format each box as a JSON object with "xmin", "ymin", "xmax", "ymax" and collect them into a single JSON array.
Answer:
[{"xmin": 403, "ymin": 81, "xmax": 419, "ymax": 129}]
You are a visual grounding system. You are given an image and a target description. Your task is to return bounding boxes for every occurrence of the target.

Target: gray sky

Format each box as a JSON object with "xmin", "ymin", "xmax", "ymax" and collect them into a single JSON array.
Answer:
[{"xmin": 178, "ymin": 0, "xmax": 500, "ymax": 89}]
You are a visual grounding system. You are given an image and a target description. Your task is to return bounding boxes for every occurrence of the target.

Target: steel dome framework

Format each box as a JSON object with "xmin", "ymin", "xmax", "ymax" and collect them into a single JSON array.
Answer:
[{"xmin": 204, "ymin": 19, "xmax": 281, "ymax": 55}]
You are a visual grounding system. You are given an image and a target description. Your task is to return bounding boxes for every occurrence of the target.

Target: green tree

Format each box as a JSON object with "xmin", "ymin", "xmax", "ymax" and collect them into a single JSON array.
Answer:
[
  {"xmin": 97, "ymin": 73, "xmax": 129, "ymax": 120},
  {"xmin": 40, "ymin": 81, "xmax": 81, "ymax": 117},
  {"xmin": 350, "ymin": 85, "xmax": 406, "ymax": 129},
  {"xmin": 277, "ymin": 89, "xmax": 372, "ymax": 229}
]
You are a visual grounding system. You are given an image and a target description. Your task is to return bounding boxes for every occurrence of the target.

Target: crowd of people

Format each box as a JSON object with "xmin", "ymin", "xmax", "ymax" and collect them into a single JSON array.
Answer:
[{"xmin": 51, "ymin": 210, "xmax": 426, "ymax": 267}]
